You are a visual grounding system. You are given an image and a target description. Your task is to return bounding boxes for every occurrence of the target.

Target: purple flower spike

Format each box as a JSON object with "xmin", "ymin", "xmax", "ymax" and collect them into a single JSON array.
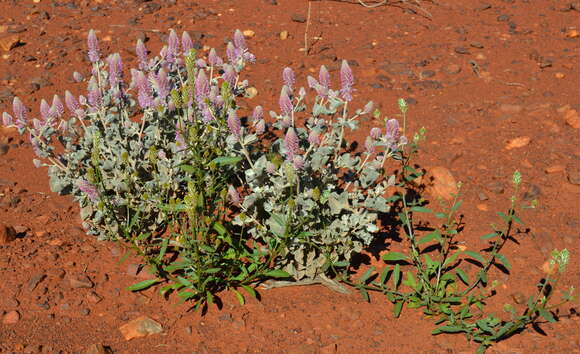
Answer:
[
  {"xmin": 255, "ymin": 119, "xmax": 265, "ymax": 135},
  {"xmin": 166, "ymin": 29, "xmax": 179, "ymax": 63},
  {"xmin": 370, "ymin": 127, "xmax": 381, "ymax": 139},
  {"xmin": 52, "ymin": 95, "xmax": 65, "ymax": 118},
  {"xmin": 135, "ymin": 71, "xmax": 154, "ymax": 109},
  {"xmin": 227, "ymin": 185, "xmax": 241, "ymax": 205},
  {"xmin": 78, "ymin": 179, "xmax": 99, "ymax": 202},
  {"xmin": 292, "ymin": 155, "xmax": 305, "ymax": 170},
  {"xmin": 340, "ymin": 60, "xmax": 354, "ymax": 102},
  {"xmin": 152, "ymin": 69, "xmax": 170, "ymax": 101},
  {"xmin": 319, "ymin": 65, "xmax": 331, "ymax": 90},
  {"xmin": 196, "ymin": 59, "xmax": 207, "ymax": 68},
  {"xmin": 136, "ymin": 39, "xmax": 149, "ymax": 71},
  {"xmin": 87, "ymin": 78, "xmax": 102, "ymax": 108},
  {"xmin": 208, "ymin": 48, "xmax": 222, "ymax": 66},
  {"xmin": 40, "ymin": 99, "xmax": 51, "ymax": 121},
  {"xmin": 2, "ymin": 112, "xmax": 14, "ymax": 126},
  {"xmin": 284, "ymin": 127, "xmax": 299, "ymax": 160},
  {"xmin": 308, "ymin": 130, "xmax": 320, "ymax": 146},
  {"xmin": 195, "ymin": 69, "xmax": 210, "ymax": 104},
  {"xmin": 222, "ymin": 64, "xmax": 237, "ymax": 88},
  {"xmin": 73, "ymin": 71, "xmax": 84, "ymax": 82},
  {"xmin": 65, "ymin": 90, "xmax": 79, "ymax": 113},
  {"xmin": 12, "ymin": 97, "xmax": 27, "ymax": 129},
  {"xmin": 226, "ymin": 42, "xmax": 237, "ymax": 64},
  {"xmin": 107, "ymin": 53, "xmax": 123, "ymax": 88},
  {"xmin": 279, "ymin": 86, "xmax": 293, "ymax": 117},
  {"xmin": 182, "ymin": 31, "xmax": 193, "ymax": 54},
  {"xmin": 251, "ymin": 105, "xmax": 263, "ymax": 122},
  {"xmin": 283, "ymin": 67, "xmax": 295, "ymax": 90},
  {"xmin": 227, "ymin": 108, "xmax": 241, "ymax": 139},
  {"xmin": 385, "ymin": 119, "xmax": 400, "ymax": 141},
  {"xmin": 202, "ymin": 106, "xmax": 214, "ymax": 123},
  {"xmin": 87, "ymin": 29, "xmax": 100, "ymax": 63},
  {"xmin": 234, "ymin": 29, "xmax": 246, "ymax": 50},
  {"xmin": 308, "ymin": 75, "xmax": 327, "ymax": 98},
  {"xmin": 363, "ymin": 101, "xmax": 374, "ymax": 114}
]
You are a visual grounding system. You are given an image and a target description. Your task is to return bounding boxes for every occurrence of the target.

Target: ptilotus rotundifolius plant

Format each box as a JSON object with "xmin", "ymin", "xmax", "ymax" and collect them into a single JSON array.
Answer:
[{"xmin": 2, "ymin": 29, "xmax": 255, "ymax": 241}]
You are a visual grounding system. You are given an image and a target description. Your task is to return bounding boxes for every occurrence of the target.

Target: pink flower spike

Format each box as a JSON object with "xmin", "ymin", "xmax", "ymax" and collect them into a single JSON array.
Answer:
[
  {"xmin": 279, "ymin": 86, "xmax": 293, "ymax": 117},
  {"xmin": 292, "ymin": 155, "xmax": 305, "ymax": 170},
  {"xmin": 255, "ymin": 119, "xmax": 265, "ymax": 135},
  {"xmin": 40, "ymin": 99, "xmax": 51, "ymax": 121},
  {"xmin": 87, "ymin": 29, "xmax": 100, "ymax": 63},
  {"xmin": 227, "ymin": 185, "xmax": 241, "ymax": 205},
  {"xmin": 227, "ymin": 108, "xmax": 241, "ymax": 139},
  {"xmin": 308, "ymin": 130, "xmax": 320, "ymax": 146},
  {"xmin": 365, "ymin": 136, "xmax": 375, "ymax": 154},
  {"xmin": 284, "ymin": 127, "xmax": 299, "ymax": 160},
  {"xmin": 319, "ymin": 65, "xmax": 331, "ymax": 89},
  {"xmin": 340, "ymin": 60, "xmax": 354, "ymax": 102},
  {"xmin": 2, "ymin": 112, "xmax": 14, "ymax": 126},
  {"xmin": 226, "ymin": 42, "xmax": 237, "ymax": 64},
  {"xmin": 370, "ymin": 127, "xmax": 381, "ymax": 139},
  {"xmin": 208, "ymin": 48, "xmax": 222, "ymax": 66},
  {"xmin": 65, "ymin": 90, "xmax": 79, "ymax": 113},
  {"xmin": 282, "ymin": 67, "xmax": 295, "ymax": 90},
  {"xmin": 234, "ymin": 29, "xmax": 246, "ymax": 50},
  {"xmin": 195, "ymin": 69, "xmax": 210, "ymax": 104},
  {"xmin": 136, "ymin": 39, "xmax": 149, "ymax": 71},
  {"xmin": 182, "ymin": 31, "xmax": 193, "ymax": 54},
  {"xmin": 251, "ymin": 105, "xmax": 263, "ymax": 122},
  {"xmin": 52, "ymin": 95, "xmax": 65, "ymax": 117}
]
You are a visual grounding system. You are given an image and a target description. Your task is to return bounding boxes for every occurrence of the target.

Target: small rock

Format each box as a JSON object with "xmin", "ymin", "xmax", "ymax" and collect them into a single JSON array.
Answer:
[
  {"xmin": 505, "ymin": 136, "xmax": 531, "ymax": 150},
  {"xmin": 0, "ymin": 141, "xmax": 9, "ymax": 155},
  {"xmin": 291, "ymin": 13, "xmax": 307, "ymax": 23},
  {"xmin": 522, "ymin": 184, "xmax": 541, "ymax": 201},
  {"xmin": 545, "ymin": 165, "xmax": 565, "ymax": 174},
  {"xmin": 242, "ymin": 29, "xmax": 255, "ymax": 38},
  {"xmin": 87, "ymin": 291, "xmax": 103, "ymax": 304},
  {"xmin": 566, "ymin": 165, "xmax": 580, "ymax": 185},
  {"xmin": 142, "ymin": 2, "xmax": 161, "ymax": 14},
  {"xmin": 555, "ymin": 72, "xmax": 565, "ymax": 79},
  {"xmin": 279, "ymin": 30, "xmax": 289, "ymax": 40},
  {"xmin": 320, "ymin": 344, "xmax": 338, "ymax": 354},
  {"xmin": 443, "ymin": 63, "xmax": 461, "ymax": 74},
  {"xmin": 485, "ymin": 181, "xmax": 505, "ymax": 194},
  {"xmin": 69, "ymin": 274, "xmax": 94, "ymax": 289},
  {"xmin": 0, "ymin": 34, "xmax": 21, "ymax": 51},
  {"xmin": 245, "ymin": 87, "xmax": 258, "ymax": 99},
  {"xmin": 2, "ymin": 310, "xmax": 20, "ymax": 324},
  {"xmin": 478, "ymin": 192, "xmax": 489, "ymax": 201},
  {"xmin": 425, "ymin": 166, "xmax": 458, "ymax": 201},
  {"xmin": 563, "ymin": 109, "xmax": 580, "ymax": 129},
  {"xmin": 497, "ymin": 14, "xmax": 510, "ymax": 22},
  {"xmin": 85, "ymin": 343, "xmax": 113, "ymax": 354},
  {"xmin": 470, "ymin": 41, "xmax": 484, "ymax": 49},
  {"xmin": 566, "ymin": 29, "xmax": 579, "ymax": 38},
  {"xmin": 28, "ymin": 273, "xmax": 46, "ymax": 291},
  {"xmin": 499, "ymin": 103, "xmax": 523, "ymax": 114},
  {"xmin": 454, "ymin": 47, "xmax": 470, "ymax": 55},
  {"xmin": 119, "ymin": 316, "xmax": 163, "ymax": 340},
  {"xmin": 0, "ymin": 224, "xmax": 17, "ymax": 244}
]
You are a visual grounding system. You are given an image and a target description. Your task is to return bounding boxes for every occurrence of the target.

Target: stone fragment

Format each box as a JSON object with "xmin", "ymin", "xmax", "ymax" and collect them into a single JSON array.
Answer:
[
  {"xmin": 87, "ymin": 291, "xmax": 103, "ymax": 304},
  {"xmin": 522, "ymin": 184, "xmax": 541, "ymax": 201},
  {"xmin": 454, "ymin": 46, "xmax": 470, "ymax": 54},
  {"xmin": 291, "ymin": 13, "xmax": 307, "ymax": 23},
  {"xmin": 545, "ymin": 165, "xmax": 565, "ymax": 174},
  {"xmin": 2, "ymin": 310, "xmax": 20, "ymax": 324},
  {"xmin": 425, "ymin": 166, "xmax": 458, "ymax": 201},
  {"xmin": 242, "ymin": 29, "xmax": 255, "ymax": 38},
  {"xmin": 485, "ymin": 181, "xmax": 504, "ymax": 194},
  {"xmin": 279, "ymin": 30, "xmax": 289, "ymax": 40},
  {"xmin": 563, "ymin": 109, "xmax": 580, "ymax": 129},
  {"xmin": 566, "ymin": 29, "xmax": 579, "ymax": 38},
  {"xmin": 28, "ymin": 273, "xmax": 46, "ymax": 291},
  {"xmin": 85, "ymin": 343, "xmax": 113, "ymax": 354},
  {"xmin": 119, "ymin": 316, "xmax": 163, "ymax": 340},
  {"xmin": 0, "ymin": 34, "xmax": 21, "ymax": 51},
  {"xmin": 505, "ymin": 136, "xmax": 531, "ymax": 150},
  {"xmin": 566, "ymin": 165, "xmax": 580, "ymax": 185},
  {"xmin": 69, "ymin": 274, "xmax": 94, "ymax": 289},
  {"xmin": 0, "ymin": 224, "xmax": 16, "ymax": 244}
]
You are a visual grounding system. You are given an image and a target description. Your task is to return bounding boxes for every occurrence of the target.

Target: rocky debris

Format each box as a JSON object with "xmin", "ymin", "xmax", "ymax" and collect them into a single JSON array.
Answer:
[
  {"xmin": 28, "ymin": 273, "xmax": 46, "ymax": 291},
  {"xmin": 291, "ymin": 13, "xmax": 307, "ymax": 23},
  {"xmin": 279, "ymin": 30, "xmax": 289, "ymax": 40},
  {"xmin": 0, "ymin": 34, "xmax": 22, "ymax": 51},
  {"xmin": 87, "ymin": 291, "xmax": 103, "ymax": 304},
  {"xmin": 0, "ymin": 224, "xmax": 17, "ymax": 244},
  {"xmin": 566, "ymin": 165, "xmax": 580, "ymax": 185},
  {"xmin": 505, "ymin": 136, "xmax": 531, "ymax": 150},
  {"xmin": 69, "ymin": 274, "xmax": 94, "ymax": 289},
  {"xmin": 119, "ymin": 316, "xmax": 163, "ymax": 340},
  {"xmin": 522, "ymin": 184, "xmax": 541, "ymax": 201},
  {"xmin": 563, "ymin": 109, "xmax": 580, "ymax": 129},
  {"xmin": 425, "ymin": 166, "xmax": 458, "ymax": 201},
  {"xmin": 485, "ymin": 181, "xmax": 505, "ymax": 194},
  {"xmin": 2, "ymin": 310, "xmax": 20, "ymax": 324},
  {"xmin": 85, "ymin": 343, "xmax": 113, "ymax": 354},
  {"xmin": 545, "ymin": 165, "xmax": 565, "ymax": 174}
]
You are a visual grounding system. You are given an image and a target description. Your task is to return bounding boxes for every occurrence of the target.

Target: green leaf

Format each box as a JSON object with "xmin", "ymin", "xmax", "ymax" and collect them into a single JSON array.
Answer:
[
  {"xmin": 241, "ymin": 285, "xmax": 257, "ymax": 298},
  {"xmin": 538, "ymin": 309, "xmax": 556, "ymax": 323},
  {"xmin": 179, "ymin": 164, "xmax": 196, "ymax": 173},
  {"xmin": 383, "ymin": 252, "xmax": 408, "ymax": 262},
  {"xmin": 512, "ymin": 214, "xmax": 524, "ymax": 225},
  {"xmin": 393, "ymin": 264, "xmax": 401, "ymax": 290},
  {"xmin": 465, "ymin": 250, "xmax": 486, "ymax": 264},
  {"xmin": 418, "ymin": 230, "xmax": 442, "ymax": 245},
  {"xmin": 204, "ymin": 268, "xmax": 222, "ymax": 274},
  {"xmin": 157, "ymin": 238, "xmax": 169, "ymax": 262},
  {"xmin": 443, "ymin": 251, "xmax": 461, "ymax": 267},
  {"xmin": 358, "ymin": 286, "xmax": 370, "ymax": 302},
  {"xmin": 481, "ymin": 232, "xmax": 498, "ymax": 240},
  {"xmin": 393, "ymin": 301, "xmax": 404, "ymax": 318},
  {"xmin": 496, "ymin": 254, "xmax": 511, "ymax": 270},
  {"xmin": 432, "ymin": 325, "xmax": 466, "ymax": 334},
  {"xmin": 211, "ymin": 156, "xmax": 243, "ymax": 166},
  {"xmin": 456, "ymin": 268, "xmax": 470, "ymax": 285},
  {"xmin": 410, "ymin": 206, "xmax": 433, "ymax": 213},
  {"xmin": 497, "ymin": 211, "xmax": 510, "ymax": 223},
  {"xmin": 233, "ymin": 289, "xmax": 245, "ymax": 305},
  {"xmin": 127, "ymin": 278, "xmax": 160, "ymax": 291},
  {"xmin": 360, "ymin": 267, "xmax": 376, "ymax": 283},
  {"xmin": 450, "ymin": 200, "xmax": 463, "ymax": 212},
  {"xmin": 264, "ymin": 269, "xmax": 291, "ymax": 278},
  {"xmin": 403, "ymin": 271, "xmax": 417, "ymax": 289},
  {"xmin": 213, "ymin": 222, "xmax": 228, "ymax": 236}
]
